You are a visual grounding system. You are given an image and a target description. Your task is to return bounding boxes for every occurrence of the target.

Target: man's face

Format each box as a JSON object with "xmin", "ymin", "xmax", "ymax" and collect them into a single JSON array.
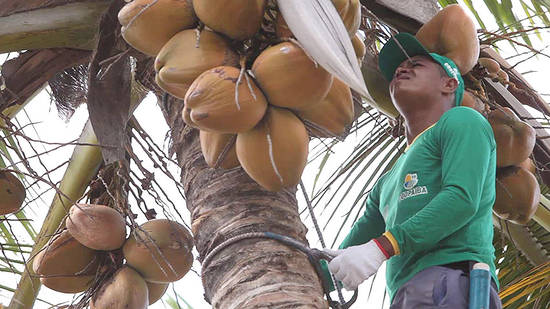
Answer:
[{"xmin": 389, "ymin": 55, "xmax": 448, "ymax": 112}]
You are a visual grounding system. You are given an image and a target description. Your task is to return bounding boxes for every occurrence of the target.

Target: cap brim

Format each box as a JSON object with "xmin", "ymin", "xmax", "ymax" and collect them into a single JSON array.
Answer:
[{"xmin": 379, "ymin": 33, "xmax": 431, "ymax": 81}]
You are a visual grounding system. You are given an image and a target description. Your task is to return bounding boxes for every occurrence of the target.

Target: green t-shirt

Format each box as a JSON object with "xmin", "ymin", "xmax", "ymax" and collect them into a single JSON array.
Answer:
[{"xmin": 326, "ymin": 107, "xmax": 499, "ymax": 301}]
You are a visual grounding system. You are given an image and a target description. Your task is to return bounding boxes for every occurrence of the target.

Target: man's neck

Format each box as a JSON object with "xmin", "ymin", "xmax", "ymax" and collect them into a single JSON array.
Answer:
[{"xmin": 403, "ymin": 106, "xmax": 450, "ymax": 145}]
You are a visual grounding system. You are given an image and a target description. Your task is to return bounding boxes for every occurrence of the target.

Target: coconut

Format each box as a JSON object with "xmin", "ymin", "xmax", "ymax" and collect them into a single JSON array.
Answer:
[
  {"xmin": 361, "ymin": 51, "xmax": 400, "ymax": 119},
  {"xmin": 200, "ymin": 131, "xmax": 240, "ymax": 169},
  {"xmin": 193, "ymin": 0, "xmax": 266, "ymax": 40},
  {"xmin": 332, "ymin": 0, "xmax": 349, "ymax": 16},
  {"xmin": 236, "ymin": 107, "xmax": 309, "ymax": 191},
  {"xmin": 341, "ymin": 0, "xmax": 361, "ymax": 36},
  {"xmin": 478, "ymin": 57, "xmax": 500, "ymax": 78},
  {"xmin": 415, "ymin": 4, "xmax": 479, "ymax": 74},
  {"xmin": 155, "ymin": 29, "xmax": 239, "ymax": 99},
  {"xmin": 494, "ymin": 166, "xmax": 540, "ymax": 225},
  {"xmin": 123, "ymin": 219, "xmax": 194, "ymax": 283},
  {"xmin": 66, "ymin": 204, "xmax": 126, "ymax": 251},
  {"xmin": 461, "ymin": 91, "xmax": 484, "ymax": 114},
  {"xmin": 488, "ymin": 107, "xmax": 536, "ymax": 167},
  {"xmin": 0, "ymin": 171, "xmax": 25, "ymax": 216},
  {"xmin": 351, "ymin": 33, "xmax": 366, "ymax": 65},
  {"xmin": 182, "ymin": 106, "xmax": 199, "ymax": 129},
  {"xmin": 297, "ymin": 78, "xmax": 354, "ymax": 138},
  {"xmin": 90, "ymin": 266, "xmax": 149, "ymax": 309},
  {"xmin": 155, "ymin": 74, "xmax": 191, "ymax": 100},
  {"xmin": 497, "ymin": 70, "xmax": 509, "ymax": 84},
  {"xmin": 118, "ymin": 0, "xmax": 197, "ymax": 56},
  {"xmin": 519, "ymin": 158, "xmax": 536, "ymax": 175},
  {"xmin": 32, "ymin": 230, "xmax": 99, "ymax": 293},
  {"xmin": 252, "ymin": 42, "xmax": 333, "ymax": 110},
  {"xmin": 147, "ymin": 281, "xmax": 169, "ymax": 305},
  {"xmin": 184, "ymin": 66, "xmax": 268, "ymax": 133}
]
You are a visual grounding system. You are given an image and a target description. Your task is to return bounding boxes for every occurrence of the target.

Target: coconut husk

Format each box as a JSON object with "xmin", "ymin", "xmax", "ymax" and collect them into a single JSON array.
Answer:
[
  {"xmin": 122, "ymin": 219, "xmax": 194, "ymax": 283},
  {"xmin": 185, "ymin": 66, "xmax": 268, "ymax": 133},
  {"xmin": 236, "ymin": 107, "xmax": 309, "ymax": 191},
  {"xmin": 200, "ymin": 131, "xmax": 239, "ymax": 169},
  {"xmin": 488, "ymin": 107, "xmax": 536, "ymax": 167},
  {"xmin": 66, "ymin": 204, "xmax": 126, "ymax": 251},
  {"xmin": 361, "ymin": 50, "xmax": 400, "ymax": 119},
  {"xmin": 0, "ymin": 171, "xmax": 25, "ymax": 216},
  {"xmin": 415, "ymin": 4, "xmax": 479, "ymax": 74},
  {"xmin": 297, "ymin": 78, "xmax": 354, "ymax": 138},
  {"xmin": 118, "ymin": 0, "xmax": 197, "ymax": 56},
  {"xmin": 252, "ymin": 42, "xmax": 333, "ymax": 110},
  {"xmin": 155, "ymin": 29, "xmax": 239, "ymax": 99},
  {"xmin": 32, "ymin": 230, "xmax": 99, "ymax": 293},
  {"xmin": 147, "ymin": 281, "xmax": 169, "ymax": 305},
  {"xmin": 193, "ymin": 0, "xmax": 266, "ymax": 40},
  {"xmin": 495, "ymin": 166, "xmax": 540, "ymax": 225},
  {"xmin": 90, "ymin": 266, "xmax": 149, "ymax": 309}
]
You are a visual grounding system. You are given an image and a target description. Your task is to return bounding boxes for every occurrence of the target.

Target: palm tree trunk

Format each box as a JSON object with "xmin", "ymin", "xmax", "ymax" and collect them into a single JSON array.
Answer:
[{"xmin": 165, "ymin": 96, "xmax": 328, "ymax": 308}]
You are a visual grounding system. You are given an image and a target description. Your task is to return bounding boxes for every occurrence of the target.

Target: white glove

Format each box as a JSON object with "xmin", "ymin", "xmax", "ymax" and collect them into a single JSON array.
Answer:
[{"xmin": 324, "ymin": 240, "xmax": 387, "ymax": 291}]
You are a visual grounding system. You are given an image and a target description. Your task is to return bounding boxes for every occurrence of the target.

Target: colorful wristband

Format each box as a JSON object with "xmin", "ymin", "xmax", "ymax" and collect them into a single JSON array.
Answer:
[
  {"xmin": 373, "ymin": 238, "xmax": 391, "ymax": 259},
  {"xmin": 383, "ymin": 231, "xmax": 401, "ymax": 256}
]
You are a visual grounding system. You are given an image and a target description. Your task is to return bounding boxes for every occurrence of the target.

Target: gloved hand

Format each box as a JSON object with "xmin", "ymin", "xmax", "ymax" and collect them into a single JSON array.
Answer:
[{"xmin": 324, "ymin": 240, "xmax": 387, "ymax": 291}]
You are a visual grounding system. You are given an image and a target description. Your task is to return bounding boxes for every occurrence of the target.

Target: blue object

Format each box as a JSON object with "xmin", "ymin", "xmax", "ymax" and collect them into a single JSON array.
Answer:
[{"xmin": 469, "ymin": 263, "xmax": 491, "ymax": 309}]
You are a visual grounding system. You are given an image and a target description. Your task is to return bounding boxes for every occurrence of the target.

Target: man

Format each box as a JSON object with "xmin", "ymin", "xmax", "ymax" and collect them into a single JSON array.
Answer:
[{"xmin": 323, "ymin": 33, "xmax": 502, "ymax": 308}]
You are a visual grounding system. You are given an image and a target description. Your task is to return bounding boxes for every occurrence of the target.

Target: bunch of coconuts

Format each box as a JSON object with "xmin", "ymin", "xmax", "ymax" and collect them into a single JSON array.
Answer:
[
  {"xmin": 489, "ymin": 108, "xmax": 538, "ymax": 225},
  {"xmin": 32, "ymin": 204, "xmax": 194, "ymax": 308},
  {"xmin": 118, "ymin": 0, "xmax": 363, "ymax": 192},
  {"xmin": 0, "ymin": 170, "xmax": 26, "ymax": 216}
]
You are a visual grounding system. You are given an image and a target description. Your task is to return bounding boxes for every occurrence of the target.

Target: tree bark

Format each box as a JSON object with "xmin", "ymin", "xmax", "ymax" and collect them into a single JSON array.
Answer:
[
  {"xmin": 0, "ymin": 1, "xmax": 109, "ymax": 53},
  {"xmin": 155, "ymin": 77, "xmax": 328, "ymax": 307}
]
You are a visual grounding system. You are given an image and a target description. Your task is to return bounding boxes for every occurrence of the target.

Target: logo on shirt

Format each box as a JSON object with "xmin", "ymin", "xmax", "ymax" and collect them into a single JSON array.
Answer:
[
  {"xmin": 403, "ymin": 173, "xmax": 418, "ymax": 190},
  {"xmin": 400, "ymin": 173, "xmax": 428, "ymax": 201}
]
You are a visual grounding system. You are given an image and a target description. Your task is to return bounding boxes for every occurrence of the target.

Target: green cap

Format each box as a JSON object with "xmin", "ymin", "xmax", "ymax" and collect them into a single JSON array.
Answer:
[{"xmin": 378, "ymin": 33, "xmax": 464, "ymax": 107}]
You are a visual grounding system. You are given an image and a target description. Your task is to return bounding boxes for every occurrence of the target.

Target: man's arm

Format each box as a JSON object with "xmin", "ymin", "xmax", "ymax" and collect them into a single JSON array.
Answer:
[
  {"xmin": 320, "ymin": 181, "xmax": 386, "ymax": 290},
  {"xmin": 388, "ymin": 107, "xmax": 495, "ymax": 255}
]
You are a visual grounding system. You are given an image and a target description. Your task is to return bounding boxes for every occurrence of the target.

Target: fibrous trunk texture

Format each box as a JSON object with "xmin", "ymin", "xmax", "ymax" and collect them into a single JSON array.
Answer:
[{"xmin": 166, "ymin": 95, "xmax": 327, "ymax": 308}]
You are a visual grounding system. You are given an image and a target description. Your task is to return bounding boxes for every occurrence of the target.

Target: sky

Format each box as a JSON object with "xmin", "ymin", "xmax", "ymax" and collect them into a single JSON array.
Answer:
[{"xmin": 1, "ymin": 0, "xmax": 550, "ymax": 308}]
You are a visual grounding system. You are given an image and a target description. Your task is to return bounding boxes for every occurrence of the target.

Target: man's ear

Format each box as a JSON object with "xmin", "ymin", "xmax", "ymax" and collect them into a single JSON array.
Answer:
[{"xmin": 442, "ymin": 77, "xmax": 459, "ymax": 94}]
